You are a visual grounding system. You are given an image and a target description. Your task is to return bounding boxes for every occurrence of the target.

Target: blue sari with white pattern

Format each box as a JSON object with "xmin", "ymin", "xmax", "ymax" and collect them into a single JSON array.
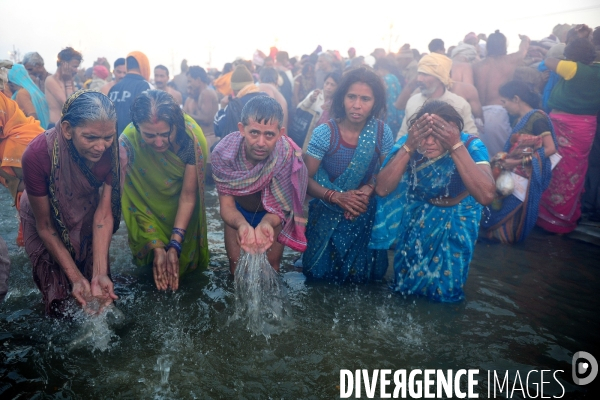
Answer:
[
  {"xmin": 370, "ymin": 132, "xmax": 489, "ymax": 302},
  {"xmin": 303, "ymin": 118, "xmax": 388, "ymax": 283}
]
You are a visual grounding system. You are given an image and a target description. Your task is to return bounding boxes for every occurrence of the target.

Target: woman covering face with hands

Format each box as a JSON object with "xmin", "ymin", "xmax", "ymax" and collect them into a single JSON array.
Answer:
[
  {"xmin": 302, "ymin": 67, "xmax": 394, "ymax": 284},
  {"xmin": 370, "ymin": 100, "xmax": 495, "ymax": 302}
]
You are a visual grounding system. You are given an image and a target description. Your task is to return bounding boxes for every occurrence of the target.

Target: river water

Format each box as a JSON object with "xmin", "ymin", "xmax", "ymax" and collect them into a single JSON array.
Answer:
[{"xmin": 0, "ymin": 186, "xmax": 599, "ymax": 399}]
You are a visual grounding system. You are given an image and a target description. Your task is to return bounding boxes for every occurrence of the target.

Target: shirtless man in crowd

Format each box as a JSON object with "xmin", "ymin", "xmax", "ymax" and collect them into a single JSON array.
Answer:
[
  {"xmin": 473, "ymin": 31, "xmax": 530, "ymax": 156},
  {"xmin": 183, "ymin": 66, "xmax": 219, "ymax": 149},
  {"xmin": 44, "ymin": 47, "xmax": 82, "ymax": 126},
  {"xmin": 153, "ymin": 65, "xmax": 183, "ymax": 105}
]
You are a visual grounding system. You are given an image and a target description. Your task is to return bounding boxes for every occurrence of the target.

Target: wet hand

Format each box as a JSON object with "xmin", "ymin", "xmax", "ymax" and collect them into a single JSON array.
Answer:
[
  {"xmin": 90, "ymin": 274, "xmax": 118, "ymax": 311},
  {"xmin": 406, "ymin": 113, "xmax": 433, "ymax": 151},
  {"xmin": 153, "ymin": 248, "xmax": 168, "ymax": 291},
  {"xmin": 165, "ymin": 247, "xmax": 180, "ymax": 291},
  {"xmin": 430, "ymin": 114, "xmax": 461, "ymax": 151},
  {"xmin": 332, "ymin": 190, "xmax": 369, "ymax": 218},
  {"xmin": 238, "ymin": 223, "xmax": 258, "ymax": 254},
  {"xmin": 255, "ymin": 222, "xmax": 275, "ymax": 253},
  {"xmin": 71, "ymin": 278, "xmax": 93, "ymax": 310}
]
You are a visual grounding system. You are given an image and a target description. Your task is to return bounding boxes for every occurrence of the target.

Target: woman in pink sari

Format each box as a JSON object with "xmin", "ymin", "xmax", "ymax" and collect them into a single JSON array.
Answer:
[{"xmin": 537, "ymin": 38, "xmax": 600, "ymax": 233}]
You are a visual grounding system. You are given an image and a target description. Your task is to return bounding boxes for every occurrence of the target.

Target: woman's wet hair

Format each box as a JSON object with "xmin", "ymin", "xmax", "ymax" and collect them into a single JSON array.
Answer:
[
  {"xmin": 564, "ymin": 38, "xmax": 596, "ymax": 65},
  {"xmin": 331, "ymin": 66, "xmax": 386, "ymax": 121},
  {"xmin": 486, "ymin": 30, "xmax": 507, "ymax": 57},
  {"xmin": 130, "ymin": 90, "xmax": 187, "ymax": 146},
  {"xmin": 499, "ymin": 80, "xmax": 541, "ymax": 109},
  {"xmin": 240, "ymin": 95, "xmax": 284, "ymax": 130},
  {"xmin": 409, "ymin": 100, "xmax": 464, "ymax": 133},
  {"xmin": 60, "ymin": 90, "xmax": 116, "ymax": 129}
]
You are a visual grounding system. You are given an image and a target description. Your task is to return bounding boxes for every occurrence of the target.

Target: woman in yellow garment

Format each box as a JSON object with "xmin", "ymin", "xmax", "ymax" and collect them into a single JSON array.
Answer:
[{"xmin": 120, "ymin": 90, "xmax": 209, "ymax": 291}]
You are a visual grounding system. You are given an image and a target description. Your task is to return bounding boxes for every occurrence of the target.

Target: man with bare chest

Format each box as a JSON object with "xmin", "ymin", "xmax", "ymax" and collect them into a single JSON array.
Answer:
[
  {"xmin": 44, "ymin": 47, "xmax": 82, "ymax": 127},
  {"xmin": 183, "ymin": 66, "xmax": 219, "ymax": 150},
  {"xmin": 473, "ymin": 31, "xmax": 530, "ymax": 156},
  {"xmin": 211, "ymin": 96, "xmax": 308, "ymax": 274}
]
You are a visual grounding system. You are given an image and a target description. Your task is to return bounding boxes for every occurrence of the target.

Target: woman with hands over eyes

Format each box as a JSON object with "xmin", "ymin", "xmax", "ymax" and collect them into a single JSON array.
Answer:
[{"xmin": 370, "ymin": 100, "xmax": 495, "ymax": 302}]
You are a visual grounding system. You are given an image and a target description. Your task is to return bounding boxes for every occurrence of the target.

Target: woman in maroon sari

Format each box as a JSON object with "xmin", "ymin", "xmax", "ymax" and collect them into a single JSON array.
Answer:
[{"xmin": 20, "ymin": 90, "xmax": 121, "ymax": 317}]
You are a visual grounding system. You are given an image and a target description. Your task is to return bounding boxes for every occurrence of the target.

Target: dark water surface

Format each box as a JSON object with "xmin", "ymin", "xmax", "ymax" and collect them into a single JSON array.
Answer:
[{"xmin": 1, "ymin": 186, "xmax": 599, "ymax": 399}]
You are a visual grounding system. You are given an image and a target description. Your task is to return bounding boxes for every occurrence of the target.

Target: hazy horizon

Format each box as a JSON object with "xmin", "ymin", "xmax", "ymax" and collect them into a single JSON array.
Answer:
[{"xmin": 2, "ymin": 0, "xmax": 599, "ymax": 76}]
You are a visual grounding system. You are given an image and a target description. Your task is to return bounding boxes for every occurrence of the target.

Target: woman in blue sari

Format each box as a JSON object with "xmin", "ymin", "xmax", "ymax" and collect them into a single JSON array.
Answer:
[
  {"xmin": 370, "ymin": 101, "xmax": 495, "ymax": 302},
  {"xmin": 302, "ymin": 67, "xmax": 393, "ymax": 283},
  {"xmin": 481, "ymin": 81, "xmax": 557, "ymax": 243}
]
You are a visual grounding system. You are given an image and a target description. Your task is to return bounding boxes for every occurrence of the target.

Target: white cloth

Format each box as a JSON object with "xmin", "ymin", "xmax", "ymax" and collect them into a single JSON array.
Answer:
[
  {"xmin": 480, "ymin": 105, "xmax": 512, "ymax": 158},
  {"xmin": 397, "ymin": 90, "xmax": 478, "ymax": 138}
]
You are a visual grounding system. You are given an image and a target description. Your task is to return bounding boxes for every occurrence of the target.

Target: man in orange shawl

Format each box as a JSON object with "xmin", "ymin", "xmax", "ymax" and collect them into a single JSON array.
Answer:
[
  {"xmin": 1, "ymin": 65, "xmax": 45, "ymax": 245},
  {"xmin": 108, "ymin": 51, "xmax": 152, "ymax": 134}
]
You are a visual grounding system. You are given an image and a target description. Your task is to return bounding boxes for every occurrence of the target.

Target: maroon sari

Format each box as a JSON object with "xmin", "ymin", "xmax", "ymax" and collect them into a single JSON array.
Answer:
[{"xmin": 20, "ymin": 125, "xmax": 120, "ymax": 316}]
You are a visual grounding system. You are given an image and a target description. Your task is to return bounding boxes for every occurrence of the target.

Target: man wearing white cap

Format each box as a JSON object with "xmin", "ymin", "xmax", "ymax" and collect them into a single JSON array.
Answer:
[{"xmin": 397, "ymin": 53, "xmax": 477, "ymax": 138}]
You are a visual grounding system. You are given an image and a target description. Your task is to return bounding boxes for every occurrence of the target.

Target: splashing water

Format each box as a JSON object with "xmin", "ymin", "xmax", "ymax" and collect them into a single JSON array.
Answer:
[
  {"xmin": 232, "ymin": 251, "xmax": 292, "ymax": 340},
  {"xmin": 66, "ymin": 304, "xmax": 126, "ymax": 352},
  {"xmin": 155, "ymin": 355, "xmax": 173, "ymax": 385}
]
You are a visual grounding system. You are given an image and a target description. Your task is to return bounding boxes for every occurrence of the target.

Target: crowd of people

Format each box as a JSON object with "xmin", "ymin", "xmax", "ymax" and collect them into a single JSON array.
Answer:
[{"xmin": 1, "ymin": 22, "xmax": 599, "ymax": 318}]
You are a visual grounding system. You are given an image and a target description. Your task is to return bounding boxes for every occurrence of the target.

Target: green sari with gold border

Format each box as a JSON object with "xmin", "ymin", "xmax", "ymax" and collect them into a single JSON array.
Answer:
[{"xmin": 120, "ymin": 115, "xmax": 209, "ymax": 274}]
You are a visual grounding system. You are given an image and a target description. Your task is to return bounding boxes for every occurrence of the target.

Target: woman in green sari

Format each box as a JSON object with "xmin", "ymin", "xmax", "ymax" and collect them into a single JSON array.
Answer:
[{"xmin": 120, "ymin": 90, "xmax": 209, "ymax": 291}]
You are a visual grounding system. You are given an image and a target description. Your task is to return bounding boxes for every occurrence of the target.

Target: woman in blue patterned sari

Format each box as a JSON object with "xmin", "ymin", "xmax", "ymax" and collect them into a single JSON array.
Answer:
[
  {"xmin": 481, "ymin": 81, "xmax": 557, "ymax": 243},
  {"xmin": 370, "ymin": 101, "xmax": 495, "ymax": 302},
  {"xmin": 302, "ymin": 67, "xmax": 393, "ymax": 283}
]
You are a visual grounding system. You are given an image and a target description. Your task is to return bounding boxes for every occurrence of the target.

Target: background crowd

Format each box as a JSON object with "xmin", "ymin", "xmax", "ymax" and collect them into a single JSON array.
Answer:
[{"xmin": 1, "ymin": 21, "xmax": 600, "ymax": 306}]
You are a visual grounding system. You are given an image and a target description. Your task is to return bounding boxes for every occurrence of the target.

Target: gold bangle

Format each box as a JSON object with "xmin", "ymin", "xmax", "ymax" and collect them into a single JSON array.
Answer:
[
  {"xmin": 451, "ymin": 141, "xmax": 464, "ymax": 152},
  {"xmin": 402, "ymin": 144, "xmax": 412, "ymax": 154}
]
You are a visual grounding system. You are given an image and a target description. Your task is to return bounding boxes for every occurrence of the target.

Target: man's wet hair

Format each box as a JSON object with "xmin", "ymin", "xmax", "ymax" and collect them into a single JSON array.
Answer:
[
  {"xmin": 428, "ymin": 39, "xmax": 445, "ymax": 53},
  {"xmin": 564, "ymin": 38, "xmax": 596, "ymax": 65},
  {"xmin": 126, "ymin": 56, "xmax": 140, "ymax": 71},
  {"xmin": 56, "ymin": 47, "xmax": 82, "ymax": 67},
  {"xmin": 186, "ymin": 66, "xmax": 210, "ymax": 84},
  {"xmin": 487, "ymin": 30, "xmax": 507, "ymax": 57},
  {"xmin": 240, "ymin": 95, "xmax": 284, "ymax": 130},
  {"xmin": 155, "ymin": 64, "xmax": 169, "ymax": 76},
  {"xmin": 331, "ymin": 66, "xmax": 386, "ymax": 120},
  {"xmin": 499, "ymin": 80, "xmax": 541, "ymax": 109},
  {"xmin": 259, "ymin": 67, "xmax": 279, "ymax": 84},
  {"xmin": 409, "ymin": 100, "xmax": 464, "ymax": 133},
  {"xmin": 114, "ymin": 57, "xmax": 125, "ymax": 68},
  {"xmin": 131, "ymin": 90, "xmax": 187, "ymax": 147}
]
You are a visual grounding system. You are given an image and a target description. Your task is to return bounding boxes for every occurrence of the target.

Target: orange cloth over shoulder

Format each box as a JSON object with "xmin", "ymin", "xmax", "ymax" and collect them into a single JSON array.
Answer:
[
  {"xmin": 0, "ymin": 92, "xmax": 44, "ymax": 181},
  {"xmin": 127, "ymin": 51, "xmax": 151, "ymax": 81},
  {"xmin": 213, "ymin": 71, "xmax": 233, "ymax": 96}
]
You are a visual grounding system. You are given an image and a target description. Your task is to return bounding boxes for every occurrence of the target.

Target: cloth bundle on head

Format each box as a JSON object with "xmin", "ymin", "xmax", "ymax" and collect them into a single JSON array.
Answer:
[
  {"xmin": 418, "ymin": 53, "xmax": 453, "ymax": 88},
  {"xmin": 127, "ymin": 51, "xmax": 150, "ymax": 81},
  {"xmin": 451, "ymin": 43, "xmax": 478, "ymax": 62},
  {"xmin": 230, "ymin": 65, "xmax": 254, "ymax": 92},
  {"xmin": 93, "ymin": 65, "xmax": 109, "ymax": 80},
  {"xmin": 0, "ymin": 60, "xmax": 12, "ymax": 90}
]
